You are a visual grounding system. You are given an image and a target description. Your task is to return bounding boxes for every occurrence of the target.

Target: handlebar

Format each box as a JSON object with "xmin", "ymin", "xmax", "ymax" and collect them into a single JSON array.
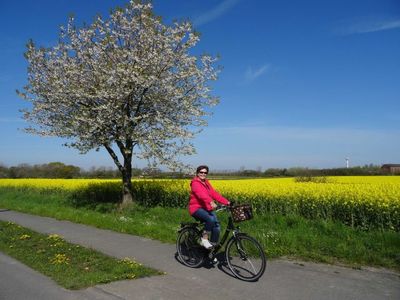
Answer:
[
  {"xmin": 215, "ymin": 201, "xmax": 234, "ymax": 212},
  {"xmin": 215, "ymin": 205, "xmax": 228, "ymax": 212}
]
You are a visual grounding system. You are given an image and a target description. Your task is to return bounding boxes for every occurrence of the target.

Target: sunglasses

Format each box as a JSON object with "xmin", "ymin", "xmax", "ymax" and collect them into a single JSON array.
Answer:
[{"xmin": 198, "ymin": 171, "xmax": 208, "ymax": 174}]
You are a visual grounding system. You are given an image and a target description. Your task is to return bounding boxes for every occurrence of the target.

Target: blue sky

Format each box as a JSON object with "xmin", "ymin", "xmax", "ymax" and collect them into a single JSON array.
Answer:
[{"xmin": 0, "ymin": 0, "xmax": 399, "ymax": 170}]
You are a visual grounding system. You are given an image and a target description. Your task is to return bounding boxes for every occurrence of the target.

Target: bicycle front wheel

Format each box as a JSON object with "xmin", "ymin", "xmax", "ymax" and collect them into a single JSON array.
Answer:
[
  {"xmin": 225, "ymin": 234, "xmax": 266, "ymax": 281},
  {"xmin": 176, "ymin": 227, "xmax": 205, "ymax": 268}
]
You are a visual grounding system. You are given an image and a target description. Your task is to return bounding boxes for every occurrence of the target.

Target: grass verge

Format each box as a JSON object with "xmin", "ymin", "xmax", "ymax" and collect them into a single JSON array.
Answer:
[
  {"xmin": 0, "ymin": 220, "xmax": 162, "ymax": 289},
  {"xmin": 0, "ymin": 188, "xmax": 399, "ymax": 271}
]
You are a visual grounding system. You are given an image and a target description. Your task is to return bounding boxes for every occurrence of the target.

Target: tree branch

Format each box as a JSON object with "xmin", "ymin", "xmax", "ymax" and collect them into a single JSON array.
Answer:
[{"xmin": 103, "ymin": 144, "xmax": 123, "ymax": 173}]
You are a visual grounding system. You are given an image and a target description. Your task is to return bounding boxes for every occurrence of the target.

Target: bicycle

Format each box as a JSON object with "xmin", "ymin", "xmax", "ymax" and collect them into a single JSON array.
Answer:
[{"xmin": 176, "ymin": 203, "xmax": 266, "ymax": 282}]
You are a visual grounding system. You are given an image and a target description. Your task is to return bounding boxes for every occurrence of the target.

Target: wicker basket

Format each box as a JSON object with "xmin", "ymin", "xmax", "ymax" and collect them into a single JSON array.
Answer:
[{"xmin": 230, "ymin": 204, "xmax": 253, "ymax": 222}]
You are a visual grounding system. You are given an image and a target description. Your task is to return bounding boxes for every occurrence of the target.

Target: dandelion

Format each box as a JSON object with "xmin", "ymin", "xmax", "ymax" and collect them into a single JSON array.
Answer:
[
  {"xmin": 120, "ymin": 257, "xmax": 140, "ymax": 268},
  {"xmin": 47, "ymin": 234, "xmax": 64, "ymax": 247},
  {"xmin": 19, "ymin": 234, "xmax": 31, "ymax": 240},
  {"xmin": 47, "ymin": 234, "xmax": 63, "ymax": 240},
  {"xmin": 50, "ymin": 253, "xmax": 70, "ymax": 265}
]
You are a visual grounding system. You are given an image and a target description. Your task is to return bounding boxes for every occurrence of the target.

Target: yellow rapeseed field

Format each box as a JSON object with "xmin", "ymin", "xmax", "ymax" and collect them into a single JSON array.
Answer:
[
  {"xmin": 0, "ymin": 178, "xmax": 119, "ymax": 190},
  {"xmin": 0, "ymin": 176, "xmax": 399, "ymax": 230},
  {"xmin": 213, "ymin": 177, "xmax": 400, "ymax": 230}
]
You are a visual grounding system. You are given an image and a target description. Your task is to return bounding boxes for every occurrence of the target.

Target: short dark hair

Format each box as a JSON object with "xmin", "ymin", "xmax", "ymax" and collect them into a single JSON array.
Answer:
[{"xmin": 196, "ymin": 165, "xmax": 209, "ymax": 174}]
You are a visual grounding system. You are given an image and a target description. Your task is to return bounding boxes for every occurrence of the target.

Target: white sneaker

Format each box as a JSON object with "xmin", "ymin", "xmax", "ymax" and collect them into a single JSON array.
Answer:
[{"xmin": 200, "ymin": 238, "xmax": 213, "ymax": 249}]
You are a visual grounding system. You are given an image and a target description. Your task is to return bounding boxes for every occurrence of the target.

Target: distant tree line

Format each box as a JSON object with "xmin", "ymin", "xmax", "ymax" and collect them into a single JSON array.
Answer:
[
  {"xmin": 0, "ymin": 162, "xmax": 119, "ymax": 179},
  {"xmin": 0, "ymin": 162, "xmax": 390, "ymax": 179},
  {"xmin": 213, "ymin": 164, "xmax": 388, "ymax": 178},
  {"xmin": 0, "ymin": 162, "xmax": 191, "ymax": 179}
]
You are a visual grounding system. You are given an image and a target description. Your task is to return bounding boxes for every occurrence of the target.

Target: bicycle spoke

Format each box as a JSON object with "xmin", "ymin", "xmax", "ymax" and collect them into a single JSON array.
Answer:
[
  {"xmin": 226, "ymin": 235, "xmax": 266, "ymax": 281},
  {"xmin": 176, "ymin": 227, "xmax": 205, "ymax": 268}
]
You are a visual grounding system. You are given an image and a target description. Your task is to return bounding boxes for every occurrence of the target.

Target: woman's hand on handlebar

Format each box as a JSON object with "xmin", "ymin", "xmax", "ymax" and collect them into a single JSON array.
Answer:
[{"xmin": 214, "ymin": 201, "xmax": 234, "ymax": 211}]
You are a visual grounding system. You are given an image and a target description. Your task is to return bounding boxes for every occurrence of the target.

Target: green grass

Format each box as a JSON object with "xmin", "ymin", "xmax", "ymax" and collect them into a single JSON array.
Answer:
[
  {"xmin": 0, "ymin": 188, "xmax": 399, "ymax": 271},
  {"xmin": 0, "ymin": 220, "xmax": 162, "ymax": 289}
]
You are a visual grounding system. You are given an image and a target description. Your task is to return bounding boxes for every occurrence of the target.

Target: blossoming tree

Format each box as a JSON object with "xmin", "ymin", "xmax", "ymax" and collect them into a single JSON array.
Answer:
[{"xmin": 18, "ymin": 1, "xmax": 219, "ymax": 207}]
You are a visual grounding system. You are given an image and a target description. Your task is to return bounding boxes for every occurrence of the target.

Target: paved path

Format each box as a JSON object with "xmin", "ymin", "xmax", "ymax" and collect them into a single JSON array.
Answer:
[{"xmin": 0, "ymin": 209, "xmax": 399, "ymax": 300}]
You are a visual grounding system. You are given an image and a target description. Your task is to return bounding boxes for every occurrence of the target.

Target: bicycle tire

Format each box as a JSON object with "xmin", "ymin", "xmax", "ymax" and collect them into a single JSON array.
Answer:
[
  {"xmin": 176, "ymin": 226, "xmax": 206, "ymax": 268},
  {"xmin": 225, "ymin": 234, "xmax": 266, "ymax": 281}
]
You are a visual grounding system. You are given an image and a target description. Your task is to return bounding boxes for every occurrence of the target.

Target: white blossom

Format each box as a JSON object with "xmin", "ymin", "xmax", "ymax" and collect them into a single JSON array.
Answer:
[{"xmin": 18, "ymin": 1, "xmax": 219, "ymax": 179}]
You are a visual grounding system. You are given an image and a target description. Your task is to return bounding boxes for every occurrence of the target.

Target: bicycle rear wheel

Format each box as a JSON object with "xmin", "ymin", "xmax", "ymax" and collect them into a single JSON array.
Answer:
[
  {"xmin": 225, "ymin": 234, "xmax": 266, "ymax": 281},
  {"xmin": 176, "ymin": 226, "xmax": 206, "ymax": 268}
]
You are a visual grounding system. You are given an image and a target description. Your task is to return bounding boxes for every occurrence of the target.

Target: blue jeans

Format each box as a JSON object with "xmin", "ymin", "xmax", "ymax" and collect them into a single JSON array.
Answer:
[{"xmin": 192, "ymin": 208, "xmax": 221, "ymax": 243}]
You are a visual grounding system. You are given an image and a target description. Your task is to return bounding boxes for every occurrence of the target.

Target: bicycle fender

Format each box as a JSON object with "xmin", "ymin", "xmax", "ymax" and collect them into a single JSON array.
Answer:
[
  {"xmin": 232, "ymin": 232, "xmax": 250, "ymax": 239},
  {"xmin": 178, "ymin": 222, "xmax": 200, "ymax": 232}
]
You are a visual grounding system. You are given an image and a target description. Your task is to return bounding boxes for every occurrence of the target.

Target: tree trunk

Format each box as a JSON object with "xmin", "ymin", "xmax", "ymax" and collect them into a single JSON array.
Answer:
[
  {"xmin": 103, "ymin": 143, "xmax": 134, "ymax": 209},
  {"xmin": 120, "ymin": 159, "xmax": 134, "ymax": 209}
]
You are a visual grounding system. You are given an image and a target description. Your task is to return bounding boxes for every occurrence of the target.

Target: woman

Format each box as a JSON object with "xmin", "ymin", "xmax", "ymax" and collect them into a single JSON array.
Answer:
[{"xmin": 188, "ymin": 165, "xmax": 230, "ymax": 249}]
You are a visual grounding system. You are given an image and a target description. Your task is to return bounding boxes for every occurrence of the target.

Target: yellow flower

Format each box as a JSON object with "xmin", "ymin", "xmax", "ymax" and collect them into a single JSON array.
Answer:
[
  {"xmin": 47, "ymin": 234, "xmax": 64, "ymax": 242},
  {"xmin": 19, "ymin": 234, "xmax": 31, "ymax": 240},
  {"xmin": 120, "ymin": 257, "xmax": 140, "ymax": 268},
  {"xmin": 50, "ymin": 253, "xmax": 70, "ymax": 265}
]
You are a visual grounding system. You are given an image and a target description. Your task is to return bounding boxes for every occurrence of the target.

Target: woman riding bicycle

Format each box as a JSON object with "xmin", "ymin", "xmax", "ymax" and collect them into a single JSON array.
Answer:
[{"xmin": 188, "ymin": 165, "xmax": 230, "ymax": 249}]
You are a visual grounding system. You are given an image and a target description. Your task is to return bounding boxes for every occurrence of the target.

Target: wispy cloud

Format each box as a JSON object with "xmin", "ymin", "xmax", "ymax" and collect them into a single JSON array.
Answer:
[
  {"xmin": 335, "ymin": 18, "xmax": 400, "ymax": 35},
  {"xmin": 193, "ymin": 0, "xmax": 241, "ymax": 26},
  {"xmin": 245, "ymin": 64, "xmax": 270, "ymax": 82}
]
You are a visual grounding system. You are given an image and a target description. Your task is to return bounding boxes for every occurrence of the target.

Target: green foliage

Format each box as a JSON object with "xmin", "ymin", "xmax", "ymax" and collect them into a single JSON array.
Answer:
[
  {"xmin": 0, "ymin": 162, "xmax": 389, "ymax": 179},
  {"xmin": 4, "ymin": 162, "xmax": 81, "ymax": 178},
  {"xmin": 68, "ymin": 182, "xmax": 121, "ymax": 209},
  {"xmin": 68, "ymin": 180, "xmax": 189, "ymax": 210},
  {"xmin": 262, "ymin": 165, "xmax": 385, "ymax": 177},
  {"xmin": 0, "ymin": 162, "xmax": 138, "ymax": 179},
  {"xmin": 131, "ymin": 180, "xmax": 188, "ymax": 208}
]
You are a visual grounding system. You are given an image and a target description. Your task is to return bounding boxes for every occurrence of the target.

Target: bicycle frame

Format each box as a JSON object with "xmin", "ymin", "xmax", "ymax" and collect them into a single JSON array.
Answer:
[
  {"xmin": 209, "ymin": 209, "xmax": 240, "ymax": 254},
  {"xmin": 178, "ymin": 207, "xmax": 243, "ymax": 255}
]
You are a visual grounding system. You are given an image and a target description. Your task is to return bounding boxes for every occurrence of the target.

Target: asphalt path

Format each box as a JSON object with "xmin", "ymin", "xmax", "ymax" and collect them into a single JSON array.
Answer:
[{"xmin": 0, "ymin": 209, "xmax": 399, "ymax": 300}]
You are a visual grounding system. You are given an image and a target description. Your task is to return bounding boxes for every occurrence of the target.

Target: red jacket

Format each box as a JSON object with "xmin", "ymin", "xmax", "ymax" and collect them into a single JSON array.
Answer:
[{"xmin": 188, "ymin": 176, "xmax": 229, "ymax": 215}]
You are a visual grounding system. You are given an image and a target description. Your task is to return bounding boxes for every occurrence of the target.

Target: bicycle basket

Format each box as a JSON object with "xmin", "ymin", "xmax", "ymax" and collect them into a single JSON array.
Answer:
[{"xmin": 230, "ymin": 204, "xmax": 253, "ymax": 222}]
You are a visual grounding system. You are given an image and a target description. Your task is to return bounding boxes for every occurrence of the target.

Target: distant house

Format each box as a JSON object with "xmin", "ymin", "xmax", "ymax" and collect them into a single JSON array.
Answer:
[{"xmin": 381, "ymin": 164, "xmax": 400, "ymax": 174}]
